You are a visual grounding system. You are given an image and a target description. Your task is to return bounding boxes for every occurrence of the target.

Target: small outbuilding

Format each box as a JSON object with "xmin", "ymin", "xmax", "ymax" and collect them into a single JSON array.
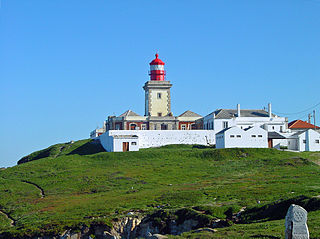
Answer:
[
  {"xmin": 216, "ymin": 126, "xmax": 268, "ymax": 149},
  {"xmin": 101, "ymin": 135, "xmax": 139, "ymax": 152},
  {"xmin": 288, "ymin": 129, "xmax": 320, "ymax": 152}
]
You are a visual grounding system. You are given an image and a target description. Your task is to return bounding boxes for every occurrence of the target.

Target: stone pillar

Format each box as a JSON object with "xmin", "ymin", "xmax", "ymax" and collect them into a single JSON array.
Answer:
[{"xmin": 285, "ymin": 204, "xmax": 309, "ymax": 239}]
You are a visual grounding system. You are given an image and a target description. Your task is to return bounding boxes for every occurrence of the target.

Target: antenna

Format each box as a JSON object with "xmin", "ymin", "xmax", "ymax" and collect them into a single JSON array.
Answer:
[{"xmin": 313, "ymin": 110, "xmax": 316, "ymax": 130}]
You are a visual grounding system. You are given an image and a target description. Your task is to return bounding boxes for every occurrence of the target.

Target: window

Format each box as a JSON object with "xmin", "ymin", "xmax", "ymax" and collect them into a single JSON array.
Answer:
[
  {"xmin": 223, "ymin": 121, "xmax": 228, "ymax": 129},
  {"xmin": 272, "ymin": 126, "xmax": 275, "ymax": 130},
  {"xmin": 230, "ymin": 135, "xmax": 235, "ymax": 138},
  {"xmin": 211, "ymin": 122, "xmax": 214, "ymax": 130},
  {"xmin": 280, "ymin": 126, "xmax": 283, "ymax": 132},
  {"xmin": 131, "ymin": 142, "xmax": 137, "ymax": 145},
  {"xmin": 154, "ymin": 125, "xmax": 157, "ymax": 130},
  {"xmin": 141, "ymin": 124, "xmax": 146, "ymax": 130},
  {"xmin": 181, "ymin": 124, "xmax": 186, "ymax": 130},
  {"xmin": 316, "ymin": 140, "xmax": 320, "ymax": 144},
  {"xmin": 158, "ymin": 112, "xmax": 162, "ymax": 117},
  {"xmin": 303, "ymin": 140, "xmax": 306, "ymax": 144},
  {"xmin": 157, "ymin": 93, "xmax": 162, "ymax": 99},
  {"xmin": 251, "ymin": 135, "xmax": 256, "ymax": 138},
  {"xmin": 237, "ymin": 135, "xmax": 241, "ymax": 138},
  {"xmin": 258, "ymin": 135, "xmax": 263, "ymax": 138}
]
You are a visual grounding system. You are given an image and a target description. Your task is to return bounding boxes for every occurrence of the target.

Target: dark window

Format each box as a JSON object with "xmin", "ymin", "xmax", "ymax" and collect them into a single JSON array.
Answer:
[
  {"xmin": 237, "ymin": 135, "xmax": 241, "ymax": 138},
  {"xmin": 258, "ymin": 135, "xmax": 263, "ymax": 137},
  {"xmin": 131, "ymin": 142, "xmax": 137, "ymax": 145},
  {"xmin": 251, "ymin": 135, "xmax": 256, "ymax": 138},
  {"xmin": 157, "ymin": 93, "xmax": 162, "ymax": 99},
  {"xmin": 230, "ymin": 135, "xmax": 235, "ymax": 138}
]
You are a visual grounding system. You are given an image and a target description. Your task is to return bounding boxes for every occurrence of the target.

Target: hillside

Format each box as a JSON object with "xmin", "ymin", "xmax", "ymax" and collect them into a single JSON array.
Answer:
[{"xmin": 1, "ymin": 140, "xmax": 320, "ymax": 238}]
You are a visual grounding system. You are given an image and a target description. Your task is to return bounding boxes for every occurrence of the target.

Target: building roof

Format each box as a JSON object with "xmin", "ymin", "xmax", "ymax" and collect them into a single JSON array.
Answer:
[
  {"xmin": 268, "ymin": 132, "xmax": 286, "ymax": 139},
  {"xmin": 216, "ymin": 127, "xmax": 232, "ymax": 135},
  {"xmin": 149, "ymin": 53, "xmax": 165, "ymax": 65},
  {"xmin": 118, "ymin": 110, "xmax": 141, "ymax": 117},
  {"xmin": 212, "ymin": 109, "xmax": 275, "ymax": 119},
  {"xmin": 178, "ymin": 110, "xmax": 202, "ymax": 118},
  {"xmin": 288, "ymin": 120, "xmax": 319, "ymax": 129}
]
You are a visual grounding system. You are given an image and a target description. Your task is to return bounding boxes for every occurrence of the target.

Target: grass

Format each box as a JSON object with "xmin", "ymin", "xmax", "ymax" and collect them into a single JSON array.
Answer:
[{"xmin": 0, "ymin": 139, "xmax": 320, "ymax": 238}]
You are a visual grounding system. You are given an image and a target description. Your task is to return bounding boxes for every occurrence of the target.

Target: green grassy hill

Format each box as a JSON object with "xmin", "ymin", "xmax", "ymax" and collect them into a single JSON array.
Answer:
[{"xmin": 1, "ymin": 139, "xmax": 320, "ymax": 238}]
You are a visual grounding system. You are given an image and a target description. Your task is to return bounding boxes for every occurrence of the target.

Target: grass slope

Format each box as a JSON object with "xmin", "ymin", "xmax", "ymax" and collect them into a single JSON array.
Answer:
[{"xmin": 1, "ymin": 140, "xmax": 320, "ymax": 238}]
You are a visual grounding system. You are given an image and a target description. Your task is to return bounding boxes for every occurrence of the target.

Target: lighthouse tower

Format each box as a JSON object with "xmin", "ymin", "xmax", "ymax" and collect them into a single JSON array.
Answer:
[{"xmin": 143, "ymin": 53, "xmax": 173, "ymax": 120}]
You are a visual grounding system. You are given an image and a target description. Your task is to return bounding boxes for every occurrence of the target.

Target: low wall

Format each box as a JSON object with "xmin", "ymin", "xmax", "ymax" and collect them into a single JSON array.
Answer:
[{"xmin": 99, "ymin": 130, "xmax": 215, "ymax": 151}]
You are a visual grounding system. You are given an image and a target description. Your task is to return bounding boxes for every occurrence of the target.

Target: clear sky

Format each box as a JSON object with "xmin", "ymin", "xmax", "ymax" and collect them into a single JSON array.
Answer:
[{"xmin": 1, "ymin": 0, "xmax": 320, "ymax": 167}]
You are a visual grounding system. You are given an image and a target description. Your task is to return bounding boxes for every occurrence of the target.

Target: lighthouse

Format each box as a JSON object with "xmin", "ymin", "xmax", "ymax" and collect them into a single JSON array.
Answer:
[{"xmin": 143, "ymin": 53, "xmax": 173, "ymax": 122}]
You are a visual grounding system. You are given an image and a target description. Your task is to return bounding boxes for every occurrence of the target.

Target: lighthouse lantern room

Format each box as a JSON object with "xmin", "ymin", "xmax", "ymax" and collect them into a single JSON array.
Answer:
[{"xmin": 149, "ymin": 53, "xmax": 166, "ymax": 81}]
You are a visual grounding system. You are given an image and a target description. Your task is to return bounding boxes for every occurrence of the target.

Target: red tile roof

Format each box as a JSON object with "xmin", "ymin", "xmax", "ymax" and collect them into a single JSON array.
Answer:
[{"xmin": 288, "ymin": 120, "xmax": 320, "ymax": 129}]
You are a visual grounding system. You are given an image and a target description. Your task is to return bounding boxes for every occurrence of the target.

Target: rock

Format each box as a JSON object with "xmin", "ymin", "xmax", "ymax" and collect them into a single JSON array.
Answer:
[
  {"xmin": 192, "ymin": 227, "xmax": 217, "ymax": 233},
  {"xmin": 150, "ymin": 234, "xmax": 168, "ymax": 239},
  {"xmin": 285, "ymin": 204, "xmax": 309, "ymax": 239},
  {"xmin": 70, "ymin": 233, "xmax": 81, "ymax": 239},
  {"xmin": 211, "ymin": 219, "xmax": 229, "ymax": 228},
  {"xmin": 103, "ymin": 231, "xmax": 117, "ymax": 239},
  {"xmin": 111, "ymin": 216, "xmax": 143, "ymax": 238}
]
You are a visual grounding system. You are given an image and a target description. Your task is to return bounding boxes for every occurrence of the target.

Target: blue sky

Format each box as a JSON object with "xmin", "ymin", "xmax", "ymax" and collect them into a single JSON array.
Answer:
[{"xmin": 1, "ymin": 0, "xmax": 320, "ymax": 167}]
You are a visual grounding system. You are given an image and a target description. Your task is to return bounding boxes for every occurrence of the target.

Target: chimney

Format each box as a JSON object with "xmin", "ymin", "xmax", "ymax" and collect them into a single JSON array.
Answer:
[
  {"xmin": 268, "ymin": 103, "xmax": 272, "ymax": 117},
  {"xmin": 237, "ymin": 104, "xmax": 240, "ymax": 117}
]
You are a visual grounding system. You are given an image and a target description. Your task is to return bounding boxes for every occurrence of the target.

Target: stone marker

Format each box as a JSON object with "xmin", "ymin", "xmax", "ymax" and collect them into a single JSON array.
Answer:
[{"xmin": 285, "ymin": 204, "xmax": 309, "ymax": 239}]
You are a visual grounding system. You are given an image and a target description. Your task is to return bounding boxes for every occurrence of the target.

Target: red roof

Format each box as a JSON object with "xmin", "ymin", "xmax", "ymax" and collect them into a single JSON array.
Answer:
[
  {"xmin": 288, "ymin": 120, "xmax": 320, "ymax": 129},
  {"xmin": 149, "ymin": 53, "xmax": 165, "ymax": 65}
]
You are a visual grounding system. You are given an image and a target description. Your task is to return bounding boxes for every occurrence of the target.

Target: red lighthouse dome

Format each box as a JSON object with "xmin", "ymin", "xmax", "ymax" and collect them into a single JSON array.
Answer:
[{"xmin": 149, "ymin": 53, "xmax": 166, "ymax": 81}]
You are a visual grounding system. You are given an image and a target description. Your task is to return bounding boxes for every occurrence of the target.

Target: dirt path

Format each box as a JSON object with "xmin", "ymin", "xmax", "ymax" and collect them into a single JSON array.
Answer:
[
  {"xmin": 0, "ymin": 209, "xmax": 15, "ymax": 227},
  {"xmin": 21, "ymin": 180, "xmax": 45, "ymax": 198},
  {"xmin": 54, "ymin": 145, "xmax": 65, "ymax": 158}
]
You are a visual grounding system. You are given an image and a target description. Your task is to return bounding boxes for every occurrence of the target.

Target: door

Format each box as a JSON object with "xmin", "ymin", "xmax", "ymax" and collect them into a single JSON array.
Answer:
[
  {"xmin": 268, "ymin": 139, "xmax": 273, "ymax": 148},
  {"xmin": 122, "ymin": 142, "xmax": 129, "ymax": 152}
]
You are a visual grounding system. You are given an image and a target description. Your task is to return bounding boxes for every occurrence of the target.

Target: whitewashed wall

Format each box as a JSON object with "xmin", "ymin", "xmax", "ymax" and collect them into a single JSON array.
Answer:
[
  {"xmin": 272, "ymin": 139, "xmax": 288, "ymax": 149},
  {"xmin": 288, "ymin": 138, "xmax": 298, "ymax": 151},
  {"xmin": 299, "ymin": 130, "xmax": 320, "ymax": 151},
  {"xmin": 100, "ymin": 130, "xmax": 215, "ymax": 150},
  {"xmin": 99, "ymin": 134, "xmax": 114, "ymax": 152},
  {"xmin": 306, "ymin": 130, "xmax": 320, "ymax": 151}
]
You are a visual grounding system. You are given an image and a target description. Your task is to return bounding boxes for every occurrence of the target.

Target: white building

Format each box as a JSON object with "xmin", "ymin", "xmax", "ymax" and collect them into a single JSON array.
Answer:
[
  {"xmin": 287, "ymin": 129, "xmax": 320, "ymax": 152},
  {"xmin": 202, "ymin": 103, "xmax": 288, "ymax": 134},
  {"xmin": 216, "ymin": 126, "xmax": 268, "ymax": 149},
  {"xmin": 100, "ymin": 134, "xmax": 139, "ymax": 152},
  {"xmin": 90, "ymin": 123, "xmax": 107, "ymax": 139},
  {"xmin": 99, "ymin": 130, "xmax": 215, "ymax": 152}
]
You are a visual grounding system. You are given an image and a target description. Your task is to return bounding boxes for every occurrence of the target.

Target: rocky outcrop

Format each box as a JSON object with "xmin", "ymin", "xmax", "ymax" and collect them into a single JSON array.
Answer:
[{"xmin": 0, "ymin": 207, "xmax": 232, "ymax": 239}]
